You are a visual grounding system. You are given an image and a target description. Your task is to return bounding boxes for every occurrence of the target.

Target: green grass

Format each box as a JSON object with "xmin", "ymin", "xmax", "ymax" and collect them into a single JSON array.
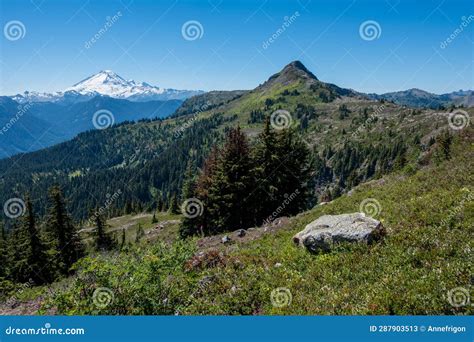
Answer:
[
  {"xmin": 80, "ymin": 211, "xmax": 181, "ymax": 247},
  {"xmin": 44, "ymin": 130, "xmax": 473, "ymax": 315}
]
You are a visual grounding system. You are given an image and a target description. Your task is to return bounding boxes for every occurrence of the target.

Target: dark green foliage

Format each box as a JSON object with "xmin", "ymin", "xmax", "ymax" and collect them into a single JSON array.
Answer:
[
  {"xmin": 168, "ymin": 195, "xmax": 180, "ymax": 214},
  {"xmin": 338, "ymin": 104, "xmax": 351, "ymax": 119},
  {"xmin": 180, "ymin": 123, "xmax": 312, "ymax": 236},
  {"xmin": 135, "ymin": 223, "xmax": 145, "ymax": 243},
  {"xmin": 252, "ymin": 119, "xmax": 312, "ymax": 223},
  {"xmin": 179, "ymin": 161, "xmax": 199, "ymax": 238},
  {"xmin": 92, "ymin": 210, "xmax": 115, "ymax": 252},
  {"xmin": 151, "ymin": 212, "xmax": 158, "ymax": 224},
  {"xmin": 9, "ymin": 198, "xmax": 51, "ymax": 284},
  {"xmin": 434, "ymin": 130, "xmax": 453, "ymax": 162},
  {"xmin": 156, "ymin": 198, "xmax": 164, "ymax": 212},
  {"xmin": 49, "ymin": 130, "xmax": 474, "ymax": 315},
  {"xmin": 0, "ymin": 114, "xmax": 233, "ymax": 221},
  {"xmin": 45, "ymin": 186, "xmax": 83, "ymax": 275},
  {"xmin": 120, "ymin": 229, "xmax": 126, "ymax": 250},
  {"xmin": 264, "ymin": 98, "xmax": 274, "ymax": 109},
  {"xmin": 0, "ymin": 224, "xmax": 8, "ymax": 279},
  {"xmin": 248, "ymin": 109, "xmax": 265, "ymax": 124},
  {"xmin": 205, "ymin": 126, "xmax": 254, "ymax": 233}
]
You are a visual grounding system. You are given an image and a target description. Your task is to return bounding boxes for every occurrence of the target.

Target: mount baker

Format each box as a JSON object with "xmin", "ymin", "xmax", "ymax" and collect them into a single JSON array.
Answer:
[{"xmin": 10, "ymin": 70, "xmax": 204, "ymax": 104}]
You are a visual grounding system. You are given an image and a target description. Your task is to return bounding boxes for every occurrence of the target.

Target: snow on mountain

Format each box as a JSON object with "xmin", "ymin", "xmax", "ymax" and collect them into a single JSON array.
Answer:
[{"xmin": 11, "ymin": 70, "xmax": 204, "ymax": 103}]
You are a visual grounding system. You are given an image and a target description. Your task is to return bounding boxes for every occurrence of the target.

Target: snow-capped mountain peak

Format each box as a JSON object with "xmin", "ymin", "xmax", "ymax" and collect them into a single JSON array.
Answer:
[
  {"xmin": 65, "ymin": 70, "xmax": 162, "ymax": 98},
  {"xmin": 11, "ymin": 71, "xmax": 204, "ymax": 103}
]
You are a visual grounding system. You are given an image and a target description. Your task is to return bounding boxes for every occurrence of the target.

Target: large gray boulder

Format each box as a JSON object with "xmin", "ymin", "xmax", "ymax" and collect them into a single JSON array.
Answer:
[{"xmin": 293, "ymin": 213, "xmax": 385, "ymax": 253}]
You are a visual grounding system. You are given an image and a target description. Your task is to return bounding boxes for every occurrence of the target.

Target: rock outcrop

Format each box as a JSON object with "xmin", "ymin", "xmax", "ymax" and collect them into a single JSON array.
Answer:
[{"xmin": 293, "ymin": 213, "xmax": 385, "ymax": 253}]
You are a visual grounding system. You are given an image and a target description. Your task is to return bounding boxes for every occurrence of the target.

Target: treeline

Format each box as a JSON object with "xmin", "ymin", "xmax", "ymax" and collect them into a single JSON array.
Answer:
[
  {"xmin": 179, "ymin": 120, "xmax": 312, "ymax": 237},
  {"xmin": 0, "ymin": 187, "xmax": 116, "ymax": 289}
]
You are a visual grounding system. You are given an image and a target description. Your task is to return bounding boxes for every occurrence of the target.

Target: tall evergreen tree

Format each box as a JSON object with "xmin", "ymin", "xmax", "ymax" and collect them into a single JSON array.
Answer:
[
  {"xmin": 191, "ymin": 146, "xmax": 220, "ymax": 236},
  {"xmin": 273, "ymin": 128, "xmax": 312, "ymax": 215},
  {"xmin": 0, "ymin": 223, "xmax": 8, "ymax": 279},
  {"xmin": 120, "ymin": 229, "xmax": 126, "ymax": 250},
  {"xmin": 251, "ymin": 121, "xmax": 312, "ymax": 223},
  {"xmin": 168, "ymin": 195, "xmax": 180, "ymax": 214},
  {"xmin": 179, "ymin": 160, "xmax": 199, "ymax": 238},
  {"xmin": 206, "ymin": 126, "xmax": 254, "ymax": 232},
  {"xmin": 45, "ymin": 186, "xmax": 84, "ymax": 274},
  {"xmin": 157, "ymin": 197, "xmax": 164, "ymax": 212},
  {"xmin": 135, "ymin": 223, "xmax": 145, "ymax": 243},
  {"xmin": 151, "ymin": 212, "xmax": 158, "ymax": 224},
  {"xmin": 12, "ymin": 197, "xmax": 51, "ymax": 284},
  {"xmin": 181, "ymin": 160, "xmax": 197, "ymax": 200},
  {"xmin": 251, "ymin": 118, "xmax": 282, "ymax": 223},
  {"xmin": 92, "ymin": 209, "xmax": 115, "ymax": 251}
]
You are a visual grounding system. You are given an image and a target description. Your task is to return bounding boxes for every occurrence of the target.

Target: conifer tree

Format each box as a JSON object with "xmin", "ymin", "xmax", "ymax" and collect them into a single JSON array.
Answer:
[
  {"xmin": 92, "ymin": 209, "xmax": 115, "ymax": 251},
  {"xmin": 181, "ymin": 160, "xmax": 197, "ymax": 200},
  {"xmin": 0, "ymin": 223, "xmax": 8, "ymax": 279},
  {"xmin": 120, "ymin": 229, "xmax": 126, "ymax": 250},
  {"xmin": 157, "ymin": 197, "xmax": 164, "ymax": 212},
  {"xmin": 135, "ymin": 223, "xmax": 145, "ymax": 243},
  {"xmin": 168, "ymin": 195, "xmax": 180, "ymax": 214},
  {"xmin": 206, "ymin": 127, "xmax": 254, "ymax": 232},
  {"xmin": 151, "ymin": 212, "xmax": 158, "ymax": 224},
  {"xmin": 189, "ymin": 146, "xmax": 220, "ymax": 237},
  {"xmin": 179, "ymin": 160, "xmax": 199, "ymax": 238},
  {"xmin": 435, "ymin": 130, "xmax": 453, "ymax": 161},
  {"xmin": 14, "ymin": 197, "xmax": 51, "ymax": 284},
  {"xmin": 273, "ymin": 128, "xmax": 312, "ymax": 216},
  {"xmin": 251, "ymin": 118, "xmax": 281, "ymax": 223},
  {"xmin": 45, "ymin": 186, "xmax": 84, "ymax": 274}
]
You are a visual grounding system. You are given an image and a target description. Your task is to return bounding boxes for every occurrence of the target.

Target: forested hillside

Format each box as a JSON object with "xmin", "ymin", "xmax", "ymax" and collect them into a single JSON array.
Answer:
[
  {"xmin": 4, "ymin": 126, "xmax": 471, "ymax": 315},
  {"xmin": 0, "ymin": 61, "xmax": 458, "ymax": 222},
  {"xmin": 0, "ymin": 62, "xmax": 471, "ymax": 308}
]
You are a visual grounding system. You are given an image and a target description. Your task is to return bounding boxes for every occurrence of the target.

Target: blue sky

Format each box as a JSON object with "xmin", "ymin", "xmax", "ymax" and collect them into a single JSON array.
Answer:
[{"xmin": 0, "ymin": 0, "xmax": 473, "ymax": 95}]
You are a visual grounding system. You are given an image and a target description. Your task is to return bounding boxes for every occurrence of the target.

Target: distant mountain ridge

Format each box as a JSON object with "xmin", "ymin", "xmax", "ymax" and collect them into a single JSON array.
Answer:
[
  {"xmin": 1, "ymin": 60, "xmax": 468, "ymax": 221},
  {"xmin": 2, "ymin": 62, "xmax": 472, "ymax": 159},
  {"xmin": 0, "ymin": 95, "xmax": 183, "ymax": 158},
  {"xmin": 1, "ymin": 70, "xmax": 204, "ymax": 157},
  {"xmin": 10, "ymin": 70, "xmax": 204, "ymax": 104},
  {"xmin": 368, "ymin": 88, "xmax": 474, "ymax": 109}
]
